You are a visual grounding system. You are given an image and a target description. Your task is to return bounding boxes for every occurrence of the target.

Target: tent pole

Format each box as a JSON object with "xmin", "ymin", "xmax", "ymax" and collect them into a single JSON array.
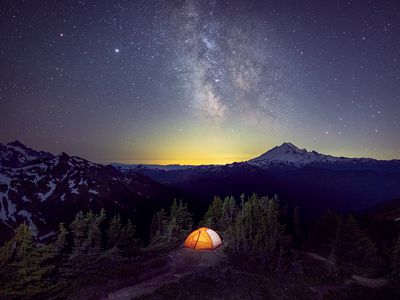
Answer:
[{"xmin": 193, "ymin": 230, "xmax": 201, "ymax": 249}]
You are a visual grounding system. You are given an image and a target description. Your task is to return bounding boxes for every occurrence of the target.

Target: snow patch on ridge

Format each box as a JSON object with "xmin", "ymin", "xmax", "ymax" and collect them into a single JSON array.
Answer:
[
  {"xmin": 39, "ymin": 231, "xmax": 55, "ymax": 241},
  {"xmin": 38, "ymin": 181, "xmax": 56, "ymax": 202},
  {"xmin": 88, "ymin": 189, "xmax": 99, "ymax": 195}
]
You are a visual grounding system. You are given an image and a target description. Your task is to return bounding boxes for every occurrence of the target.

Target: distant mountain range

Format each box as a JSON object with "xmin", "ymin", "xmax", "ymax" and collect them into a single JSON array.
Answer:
[
  {"xmin": 115, "ymin": 142, "xmax": 400, "ymax": 171},
  {"xmin": 114, "ymin": 142, "xmax": 400, "ymax": 218},
  {"xmin": 1, "ymin": 141, "xmax": 400, "ymax": 243}
]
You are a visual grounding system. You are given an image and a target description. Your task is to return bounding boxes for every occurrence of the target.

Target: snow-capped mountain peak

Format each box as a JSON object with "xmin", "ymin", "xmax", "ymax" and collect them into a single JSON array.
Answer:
[
  {"xmin": 248, "ymin": 142, "xmax": 340, "ymax": 167},
  {"xmin": 267, "ymin": 142, "xmax": 306, "ymax": 155},
  {"xmin": 0, "ymin": 141, "xmax": 54, "ymax": 168}
]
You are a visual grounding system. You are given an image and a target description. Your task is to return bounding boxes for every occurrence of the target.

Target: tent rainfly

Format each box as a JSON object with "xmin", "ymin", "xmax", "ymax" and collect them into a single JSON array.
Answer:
[{"xmin": 184, "ymin": 227, "xmax": 222, "ymax": 250}]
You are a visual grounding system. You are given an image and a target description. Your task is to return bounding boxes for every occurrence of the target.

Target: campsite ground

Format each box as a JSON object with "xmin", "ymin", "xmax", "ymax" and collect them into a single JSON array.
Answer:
[
  {"xmin": 71, "ymin": 247, "xmax": 226, "ymax": 300},
  {"xmin": 71, "ymin": 247, "xmax": 398, "ymax": 300},
  {"xmin": 105, "ymin": 247, "xmax": 225, "ymax": 299}
]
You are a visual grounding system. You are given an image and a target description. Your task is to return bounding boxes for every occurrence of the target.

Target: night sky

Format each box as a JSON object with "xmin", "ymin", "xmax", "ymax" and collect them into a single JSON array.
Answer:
[{"xmin": 1, "ymin": 0, "xmax": 400, "ymax": 164}]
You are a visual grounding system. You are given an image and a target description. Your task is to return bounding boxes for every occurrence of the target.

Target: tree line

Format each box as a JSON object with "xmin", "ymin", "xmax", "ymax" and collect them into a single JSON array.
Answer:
[{"xmin": 1, "ymin": 195, "xmax": 399, "ymax": 299}]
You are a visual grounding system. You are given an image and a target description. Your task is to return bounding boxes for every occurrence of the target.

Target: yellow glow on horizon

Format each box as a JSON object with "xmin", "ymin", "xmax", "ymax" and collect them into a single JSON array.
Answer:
[
  {"xmin": 114, "ymin": 122, "xmax": 400, "ymax": 165},
  {"xmin": 118, "ymin": 123, "xmax": 279, "ymax": 165},
  {"xmin": 120, "ymin": 153, "xmax": 253, "ymax": 165},
  {"xmin": 112, "ymin": 130, "xmax": 400, "ymax": 165}
]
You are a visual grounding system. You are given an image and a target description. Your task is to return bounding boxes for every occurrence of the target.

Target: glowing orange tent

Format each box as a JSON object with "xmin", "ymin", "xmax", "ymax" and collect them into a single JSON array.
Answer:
[{"xmin": 184, "ymin": 227, "xmax": 222, "ymax": 250}]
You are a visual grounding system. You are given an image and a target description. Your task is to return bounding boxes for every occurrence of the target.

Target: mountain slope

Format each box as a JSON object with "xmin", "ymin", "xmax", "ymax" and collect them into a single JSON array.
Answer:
[{"xmin": 0, "ymin": 141, "xmax": 185, "ymax": 242}]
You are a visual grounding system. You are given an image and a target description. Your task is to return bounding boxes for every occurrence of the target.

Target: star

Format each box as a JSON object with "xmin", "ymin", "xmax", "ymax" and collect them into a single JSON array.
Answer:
[{"xmin": 114, "ymin": 48, "xmax": 120, "ymax": 53}]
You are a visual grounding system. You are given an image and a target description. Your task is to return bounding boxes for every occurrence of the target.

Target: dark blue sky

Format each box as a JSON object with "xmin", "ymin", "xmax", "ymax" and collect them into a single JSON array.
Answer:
[{"xmin": 1, "ymin": 0, "xmax": 400, "ymax": 164}]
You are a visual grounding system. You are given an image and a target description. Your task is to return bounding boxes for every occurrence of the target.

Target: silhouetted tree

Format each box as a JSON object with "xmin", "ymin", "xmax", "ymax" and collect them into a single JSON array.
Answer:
[
  {"xmin": 107, "ymin": 214, "xmax": 122, "ymax": 249},
  {"xmin": 225, "ymin": 194, "xmax": 283, "ymax": 259},
  {"xmin": 221, "ymin": 196, "xmax": 237, "ymax": 229},
  {"xmin": 62, "ymin": 210, "xmax": 107, "ymax": 279},
  {"xmin": 54, "ymin": 223, "xmax": 69, "ymax": 254},
  {"xmin": 202, "ymin": 196, "xmax": 223, "ymax": 229},
  {"xmin": 87, "ymin": 209, "xmax": 106, "ymax": 253},
  {"xmin": 149, "ymin": 208, "xmax": 169, "ymax": 250},
  {"xmin": 70, "ymin": 211, "xmax": 87, "ymax": 250},
  {"xmin": 334, "ymin": 215, "xmax": 381, "ymax": 276},
  {"xmin": 149, "ymin": 200, "xmax": 193, "ymax": 250},
  {"xmin": 168, "ymin": 199, "xmax": 193, "ymax": 246},
  {"xmin": 119, "ymin": 219, "xmax": 140, "ymax": 256},
  {"xmin": 0, "ymin": 223, "xmax": 56, "ymax": 299}
]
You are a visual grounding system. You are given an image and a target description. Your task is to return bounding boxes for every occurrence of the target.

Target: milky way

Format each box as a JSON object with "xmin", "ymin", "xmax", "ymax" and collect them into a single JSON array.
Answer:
[
  {"xmin": 1, "ymin": 0, "xmax": 400, "ymax": 163},
  {"xmin": 167, "ymin": 1, "xmax": 290, "ymax": 128}
]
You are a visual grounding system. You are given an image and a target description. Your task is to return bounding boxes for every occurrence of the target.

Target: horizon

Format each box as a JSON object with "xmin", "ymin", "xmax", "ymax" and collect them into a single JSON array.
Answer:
[{"xmin": 2, "ymin": 139, "xmax": 399, "ymax": 166}]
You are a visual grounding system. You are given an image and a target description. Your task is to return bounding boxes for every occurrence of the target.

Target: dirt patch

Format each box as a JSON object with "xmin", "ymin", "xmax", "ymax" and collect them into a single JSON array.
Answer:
[{"xmin": 104, "ymin": 247, "xmax": 226, "ymax": 300}]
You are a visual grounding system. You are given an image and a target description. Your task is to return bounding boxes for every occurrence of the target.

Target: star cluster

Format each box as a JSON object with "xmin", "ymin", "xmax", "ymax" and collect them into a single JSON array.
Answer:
[{"xmin": 1, "ymin": 0, "xmax": 399, "ymax": 164}]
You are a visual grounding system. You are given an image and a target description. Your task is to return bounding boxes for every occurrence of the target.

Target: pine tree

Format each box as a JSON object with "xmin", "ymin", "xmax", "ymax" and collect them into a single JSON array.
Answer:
[
  {"xmin": 228, "ymin": 196, "xmax": 237, "ymax": 219},
  {"xmin": 202, "ymin": 196, "xmax": 223, "ymax": 229},
  {"xmin": 221, "ymin": 196, "xmax": 236, "ymax": 227},
  {"xmin": 168, "ymin": 200, "xmax": 193, "ymax": 246},
  {"xmin": 265, "ymin": 197, "xmax": 281, "ymax": 253},
  {"xmin": 334, "ymin": 215, "xmax": 380, "ymax": 276},
  {"xmin": 119, "ymin": 219, "xmax": 140, "ymax": 256},
  {"xmin": 62, "ymin": 210, "xmax": 106, "ymax": 280},
  {"xmin": 225, "ymin": 195, "xmax": 283, "ymax": 258},
  {"xmin": 69, "ymin": 211, "xmax": 87, "ymax": 251},
  {"xmin": 170, "ymin": 199, "xmax": 179, "ymax": 220},
  {"xmin": 86, "ymin": 209, "xmax": 106, "ymax": 252},
  {"xmin": 0, "ymin": 223, "xmax": 56, "ymax": 299},
  {"xmin": 221, "ymin": 196, "xmax": 237, "ymax": 232},
  {"xmin": 0, "ymin": 239, "xmax": 15, "ymax": 296},
  {"xmin": 150, "ymin": 208, "xmax": 168, "ymax": 239},
  {"xmin": 107, "ymin": 214, "xmax": 122, "ymax": 249},
  {"xmin": 149, "ymin": 200, "xmax": 193, "ymax": 250},
  {"xmin": 149, "ymin": 208, "xmax": 169, "ymax": 248},
  {"xmin": 54, "ymin": 223, "xmax": 69, "ymax": 254},
  {"xmin": 167, "ymin": 217, "xmax": 180, "ymax": 245},
  {"xmin": 176, "ymin": 200, "xmax": 193, "ymax": 234}
]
